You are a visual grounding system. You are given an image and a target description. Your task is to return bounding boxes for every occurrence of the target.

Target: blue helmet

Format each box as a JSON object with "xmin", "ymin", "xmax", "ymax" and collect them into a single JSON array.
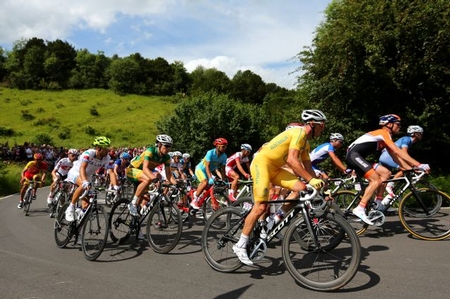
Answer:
[
  {"xmin": 120, "ymin": 152, "xmax": 131, "ymax": 159},
  {"xmin": 379, "ymin": 114, "xmax": 401, "ymax": 126}
]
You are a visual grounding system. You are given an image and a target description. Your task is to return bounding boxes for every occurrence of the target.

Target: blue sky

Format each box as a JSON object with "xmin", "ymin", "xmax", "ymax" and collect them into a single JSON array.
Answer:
[{"xmin": 0, "ymin": 0, "xmax": 331, "ymax": 89}]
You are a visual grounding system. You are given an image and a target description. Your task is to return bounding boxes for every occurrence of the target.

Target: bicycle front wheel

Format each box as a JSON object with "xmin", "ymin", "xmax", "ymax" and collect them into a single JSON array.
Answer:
[
  {"xmin": 398, "ymin": 188, "xmax": 450, "ymax": 240},
  {"xmin": 202, "ymin": 207, "xmax": 245, "ymax": 272},
  {"xmin": 146, "ymin": 202, "xmax": 182, "ymax": 253},
  {"xmin": 23, "ymin": 189, "xmax": 32, "ymax": 216},
  {"xmin": 81, "ymin": 205, "xmax": 109, "ymax": 261},
  {"xmin": 54, "ymin": 203, "xmax": 74, "ymax": 248},
  {"xmin": 282, "ymin": 213, "xmax": 361, "ymax": 291},
  {"xmin": 202, "ymin": 192, "xmax": 230, "ymax": 226},
  {"xmin": 108, "ymin": 198, "xmax": 132, "ymax": 244}
]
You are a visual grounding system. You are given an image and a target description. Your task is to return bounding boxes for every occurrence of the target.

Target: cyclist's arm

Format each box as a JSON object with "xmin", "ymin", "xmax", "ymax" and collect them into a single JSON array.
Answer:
[
  {"xmin": 328, "ymin": 151, "xmax": 347, "ymax": 173},
  {"xmin": 78, "ymin": 161, "xmax": 89, "ymax": 186},
  {"xmin": 142, "ymin": 159, "xmax": 157, "ymax": 180},
  {"xmin": 205, "ymin": 160, "xmax": 213, "ymax": 180},
  {"xmin": 165, "ymin": 164, "xmax": 177, "ymax": 185},
  {"xmin": 234, "ymin": 158, "xmax": 249, "ymax": 178},
  {"xmin": 286, "ymin": 148, "xmax": 314, "ymax": 182},
  {"xmin": 386, "ymin": 142, "xmax": 420, "ymax": 168}
]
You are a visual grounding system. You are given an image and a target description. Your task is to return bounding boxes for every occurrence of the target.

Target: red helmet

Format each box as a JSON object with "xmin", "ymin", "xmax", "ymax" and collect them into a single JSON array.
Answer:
[
  {"xmin": 34, "ymin": 153, "xmax": 43, "ymax": 160},
  {"xmin": 213, "ymin": 138, "xmax": 228, "ymax": 146}
]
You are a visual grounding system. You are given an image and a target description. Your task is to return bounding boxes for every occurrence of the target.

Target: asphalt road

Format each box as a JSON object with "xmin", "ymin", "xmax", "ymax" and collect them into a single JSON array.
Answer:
[{"xmin": 0, "ymin": 187, "xmax": 449, "ymax": 299}]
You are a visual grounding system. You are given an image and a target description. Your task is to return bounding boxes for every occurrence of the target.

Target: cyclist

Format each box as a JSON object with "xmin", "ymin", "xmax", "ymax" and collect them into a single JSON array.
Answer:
[
  {"xmin": 108, "ymin": 152, "xmax": 131, "ymax": 191},
  {"xmin": 170, "ymin": 151, "xmax": 184, "ymax": 179},
  {"xmin": 190, "ymin": 138, "xmax": 228, "ymax": 209},
  {"xmin": 18, "ymin": 153, "xmax": 49, "ymax": 209},
  {"xmin": 226, "ymin": 143, "xmax": 252, "ymax": 201},
  {"xmin": 345, "ymin": 115, "xmax": 429, "ymax": 225},
  {"xmin": 378, "ymin": 125, "xmax": 426, "ymax": 204},
  {"xmin": 46, "ymin": 148, "xmax": 78, "ymax": 207},
  {"xmin": 233, "ymin": 109, "xmax": 327, "ymax": 265},
  {"xmin": 126, "ymin": 135, "xmax": 177, "ymax": 216},
  {"xmin": 64, "ymin": 137, "xmax": 112, "ymax": 222},
  {"xmin": 310, "ymin": 133, "xmax": 351, "ymax": 179},
  {"xmin": 181, "ymin": 153, "xmax": 195, "ymax": 179}
]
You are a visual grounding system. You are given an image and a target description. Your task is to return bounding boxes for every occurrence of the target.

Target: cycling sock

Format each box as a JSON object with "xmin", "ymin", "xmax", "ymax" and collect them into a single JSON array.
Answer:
[
  {"xmin": 131, "ymin": 196, "xmax": 138, "ymax": 205},
  {"xmin": 236, "ymin": 234, "xmax": 249, "ymax": 248}
]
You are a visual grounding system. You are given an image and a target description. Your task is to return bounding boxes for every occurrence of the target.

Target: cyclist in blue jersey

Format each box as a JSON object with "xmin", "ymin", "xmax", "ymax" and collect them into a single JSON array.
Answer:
[
  {"xmin": 190, "ymin": 138, "xmax": 228, "ymax": 209},
  {"xmin": 378, "ymin": 125, "xmax": 427, "ymax": 204},
  {"xmin": 309, "ymin": 133, "xmax": 351, "ymax": 179}
]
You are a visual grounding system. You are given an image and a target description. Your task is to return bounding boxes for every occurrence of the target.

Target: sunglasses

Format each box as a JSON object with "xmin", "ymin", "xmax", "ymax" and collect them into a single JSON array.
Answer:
[{"xmin": 162, "ymin": 144, "xmax": 172, "ymax": 149}]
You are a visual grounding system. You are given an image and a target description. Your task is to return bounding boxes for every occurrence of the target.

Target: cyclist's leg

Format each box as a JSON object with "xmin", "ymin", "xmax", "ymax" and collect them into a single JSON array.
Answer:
[{"xmin": 127, "ymin": 167, "xmax": 152, "ymax": 215}]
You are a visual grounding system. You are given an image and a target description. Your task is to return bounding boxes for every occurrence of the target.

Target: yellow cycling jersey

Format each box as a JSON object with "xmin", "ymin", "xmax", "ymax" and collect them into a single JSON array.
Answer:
[{"xmin": 258, "ymin": 126, "xmax": 311, "ymax": 167}]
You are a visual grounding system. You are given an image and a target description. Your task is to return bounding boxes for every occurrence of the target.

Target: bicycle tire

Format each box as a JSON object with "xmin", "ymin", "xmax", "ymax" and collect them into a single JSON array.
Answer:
[
  {"xmin": 282, "ymin": 213, "xmax": 361, "ymax": 291},
  {"xmin": 398, "ymin": 188, "xmax": 450, "ymax": 240},
  {"xmin": 54, "ymin": 203, "xmax": 75, "ymax": 248},
  {"xmin": 201, "ymin": 207, "xmax": 245, "ymax": 272},
  {"xmin": 231, "ymin": 196, "xmax": 253, "ymax": 209},
  {"xmin": 81, "ymin": 205, "xmax": 109, "ymax": 261},
  {"xmin": 332, "ymin": 190, "xmax": 369, "ymax": 235},
  {"xmin": 50, "ymin": 191, "xmax": 63, "ymax": 218},
  {"xmin": 146, "ymin": 202, "xmax": 182, "ymax": 253},
  {"xmin": 23, "ymin": 189, "xmax": 32, "ymax": 216},
  {"xmin": 202, "ymin": 191, "xmax": 231, "ymax": 226},
  {"xmin": 108, "ymin": 198, "xmax": 132, "ymax": 244}
]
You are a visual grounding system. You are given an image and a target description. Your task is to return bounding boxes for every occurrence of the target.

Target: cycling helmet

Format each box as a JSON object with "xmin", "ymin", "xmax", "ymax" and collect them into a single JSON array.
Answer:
[
  {"xmin": 68, "ymin": 148, "xmax": 78, "ymax": 155},
  {"xmin": 34, "ymin": 153, "xmax": 43, "ymax": 160},
  {"xmin": 156, "ymin": 134, "xmax": 173, "ymax": 146},
  {"xmin": 330, "ymin": 133, "xmax": 344, "ymax": 141},
  {"xmin": 407, "ymin": 125, "xmax": 424, "ymax": 135},
  {"xmin": 182, "ymin": 153, "xmax": 190, "ymax": 159},
  {"xmin": 301, "ymin": 109, "xmax": 327, "ymax": 122},
  {"xmin": 285, "ymin": 122, "xmax": 302, "ymax": 130},
  {"xmin": 213, "ymin": 138, "xmax": 228, "ymax": 146},
  {"xmin": 168, "ymin": 152, "xmax": 174, "ymax": 157},
  {"xmin": 120, "ymin": 152, "xmax": 131, "ymax": 159},
  {"xmin": 93, "ymin": 136, "xmax": 111, "ymax": 147},
  {"xmin": 379, "ymin": 114, "xmax": 401, "ymax": 126},
  {"xmin": 240, "ymin": 144, "xmax": 252, "ymax": 152},
  {"xmin": 173, "ymin": 151, "xmax": 182, "ymax": 157}
]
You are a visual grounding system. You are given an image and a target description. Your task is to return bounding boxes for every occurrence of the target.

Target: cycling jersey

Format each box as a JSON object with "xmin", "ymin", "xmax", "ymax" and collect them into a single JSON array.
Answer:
[
  {"xmin": 67, "ymin": 149, "xmax": 111, "ymax": 179},
  {"xmin": 226, "ymin": 152, "xmax": 250, "ymax": 168},
  {"xmin": 346, "ymin": 128, "xmax": 395, "ymax": 177},
  {"xmin": 251, "ymin": 127, "xmax": 311, "ymax": 201},
  {"xmin": 379, "ymin": 136, "xmax": 413, "ymax": 169},
  {"xmin": 196, "ymin": 149, "xmax": 227, "ymax": 173},
  {"xmin": 53, "ymin": 157, "xmax": 73, "ymax": 176},
  {"xmin": 23, "ymin": 161, "xmax": 48, "ymax": 180},
  {"xmin": 180, "ymin": 159, "xmax": 192, "ymax": 175},
  {"xmin": 310, "ymin": 142, "xmax": 335, "ymax": 166},
  {"xmin": 113, "ymin": 158, "xmax": 130, "ymax": 176},
  {"xmin": 129, "ymin": 147, "xmax": 170, "ymax": 170}
]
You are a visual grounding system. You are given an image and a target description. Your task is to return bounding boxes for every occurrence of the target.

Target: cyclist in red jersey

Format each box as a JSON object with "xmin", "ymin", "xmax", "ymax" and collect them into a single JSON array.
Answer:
[
  {"xmin": 345, "ymin": 114, "xmax": 430, "ymax": 225},
  {"xmin": 18, "ymin": 153, "xmax": 48, "ymax": 208}
]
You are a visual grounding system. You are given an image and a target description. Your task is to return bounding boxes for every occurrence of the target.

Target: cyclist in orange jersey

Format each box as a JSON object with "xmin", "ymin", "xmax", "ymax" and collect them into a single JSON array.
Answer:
[{"xmin": 345, "ymin": 114, "xmax": 430, "ymax": 225}]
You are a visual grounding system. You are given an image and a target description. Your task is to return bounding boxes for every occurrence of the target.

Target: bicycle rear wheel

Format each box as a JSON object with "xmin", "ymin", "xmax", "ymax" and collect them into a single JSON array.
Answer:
[
  {"xmin": 81, "ymin": 205, "xmax": 109, "ymax": 261},
  {"xmin": 202, "ymin": 192, "xmax": 230, "ymax": 226},
  {"xmin": 282, "ymin": 213, "xmax": 361, "ymax": 291},
  {"xmin": 54, "ymin": 203, "xmax": 75, "ymax": 248},
  {"xmin": 146, "ymin": 202, "xmax": 182, "ymax": 253},
  {"xmin": 108, "ymin": 198, "xmax": 132, "ymax": 244},
  {"xmin": 202, "ymin": 207, "xmax": 245, "ymax": 272},
  {"xmin": 332, "ymin": 190, "xmax": 368, "ymax": 235},
  {"xmin": 398, "ymin": 188, "xmax": 450, "ymax": 240}
]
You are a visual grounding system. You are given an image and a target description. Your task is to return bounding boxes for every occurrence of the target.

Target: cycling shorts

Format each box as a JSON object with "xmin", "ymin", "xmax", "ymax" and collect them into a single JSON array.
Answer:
[
  {"xmin": 345, "ymin": 151, "xmax": 375, "ymax": 179},
  {"xmin": 194, "ymin": 167, "xmax": 208, "ymax": 182},
  {"xmin": 126, "ymin": 167, "xmax": 159, "ymax": 184}
]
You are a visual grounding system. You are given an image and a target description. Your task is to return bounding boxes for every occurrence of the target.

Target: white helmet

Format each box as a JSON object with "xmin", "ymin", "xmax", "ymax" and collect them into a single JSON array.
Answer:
[
  {"xmin": 301, "ymin": 109, "xmax": 327, "ymax": 122},
  {"xmin": 173, "ymin": 151, "xmax": 182, "ymax": 157},
  {"xmin": 240, "ymin": 144, "xmax": 252, "ymax": 152},
  {"xmin": 182, "ymin": 153, "xmax": 190, "ymax": 159},
  {"xmin": 168, "ymin": 151, "xmax": 174, "ymax": 157},
  {"xmin": 330, "ymin": 133, "xmax": 344, "ymax": 141},
  {"xmin": 407, "ymin": 125, "xmax": 424, "ymax": 135},
  {"xmin": 68, "ymin": 148, "xmax": 78, "ymax": 155},
  {"xmin": 156, "ymin": 134, "xmax": 173, "ymax": 145},
  {"xmin": 285, "ymin": 122, "xmax": 302, "ymax": 130}
]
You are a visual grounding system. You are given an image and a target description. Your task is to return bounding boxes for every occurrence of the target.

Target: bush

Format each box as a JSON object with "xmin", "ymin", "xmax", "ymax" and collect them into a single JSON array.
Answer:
[
  {"xmin": 90, "ymin": 107, "xmax": 100, "ymax": 116},
  {"xmin": 33, "ymin": 117, "xmax": 59, "ymax": 126},
  {"xmin": 21, "ymin": 110, "xmax": 35, "ymax": 121},
  {"xmin": 58, "ymin": 127, "xmax": 71, "ymax": 140},
  {"xmin": 0, "ymin": 126, "xmax": 15, "ymax": 137},
  {"xmin": 32, "ymin": 133, "xmax": 53, "ymax": 145},
  {"xmin": 83, "ymin": 125, "xmax": 97, "ymax": 136}
]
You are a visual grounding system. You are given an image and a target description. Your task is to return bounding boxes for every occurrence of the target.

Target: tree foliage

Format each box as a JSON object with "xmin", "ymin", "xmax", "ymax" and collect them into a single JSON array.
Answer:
[
  {"xmin": 156, "ymin": 93, "xmax": 271, "ymax": 161},
  {"xmin": 297, "ymin": 0, "xmax": 450, "ymax": 171}
]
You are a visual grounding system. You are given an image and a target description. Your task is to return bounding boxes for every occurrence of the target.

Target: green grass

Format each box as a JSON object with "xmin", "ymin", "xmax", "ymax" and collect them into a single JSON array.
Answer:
[{"xmin": 0, "ymin": 88, "xmax": 177, "ymax": 148}]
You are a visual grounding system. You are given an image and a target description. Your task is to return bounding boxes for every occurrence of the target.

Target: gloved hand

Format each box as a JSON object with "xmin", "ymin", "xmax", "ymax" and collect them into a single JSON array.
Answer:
[
  {"xmin": 345, "ymin": 169, "xmax": 353, "ymax": 174},
  {"xmin": 244, "ymin": 173, "xmax": 251, "ymax": 179},
  {"xmin": 191, "ymin": 175, "xmax": 196, "ymax": 181},
  {"xmin": 82, "ymin": 180, "xmax": 91, "ymax": 189},
  {"xmin": 208, "ymin": 177, "xmax": 215, "ymax": 185},
  {"xmin": 309, "ymin": 178, "xmax": 325, "ymax": 189},
  {"xmin": 418, "ymin": 164, "xmax": 430, "ymax": 171}
]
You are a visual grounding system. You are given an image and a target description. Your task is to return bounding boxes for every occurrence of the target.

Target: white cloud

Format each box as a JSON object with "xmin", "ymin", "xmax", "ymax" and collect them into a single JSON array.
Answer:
[{"xmin": 0, "ymin": 0, "xmax": 330, "ymax": 89}]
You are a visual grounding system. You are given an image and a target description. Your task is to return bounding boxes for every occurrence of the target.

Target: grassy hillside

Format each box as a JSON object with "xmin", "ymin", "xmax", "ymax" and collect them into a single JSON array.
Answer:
[{"xmin": 0, "ymin": 88, "xmax": 177, "ymax": 148}]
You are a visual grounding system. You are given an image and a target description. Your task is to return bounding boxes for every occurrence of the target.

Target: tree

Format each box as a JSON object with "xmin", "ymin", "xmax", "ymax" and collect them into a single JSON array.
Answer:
[
  {"xmin": 230, "ymin": 70, "xmax": 268, "ymax": 104},
  {"xmin": 45, "ymin": 39, "xmax": 77, "ymax": 87},
  {"xmin": 156, "ymin": 93, "xmax": 270, "ymax": 161},
  {"xmin": 189, "ymin": 66, "xmax": 231, "ymax": 96},
  {"xmin": 297, "ymin": 0, "xmax": 450, "ymax": 172},
  {"xmin": 107, "ymin": 57, "xmax": 140, "ymax": 95}
]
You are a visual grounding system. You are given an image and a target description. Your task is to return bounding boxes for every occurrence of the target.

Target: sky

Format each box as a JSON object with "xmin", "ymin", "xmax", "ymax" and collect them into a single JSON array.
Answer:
[{"xmin": 0, "ymin": 0, "xmax": 331, "ymax": 89}]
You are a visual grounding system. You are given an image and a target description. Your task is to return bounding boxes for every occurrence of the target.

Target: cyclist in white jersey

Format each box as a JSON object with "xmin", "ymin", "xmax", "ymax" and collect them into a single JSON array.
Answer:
[
  {"xmin": 170, "ymin": 151, "xmax": 184, "ymax": 179},
  {"xmin": 309, "ymin": 133, "xmax": 351, "ymax": 179},
  {"xmin": 47, "ymin": 148, "xmax": 78, "ymax": 206},
  {"xmin": 226, "ymin": 144, "xmax": 252, "ymax": 201},
  {"xmin": 64, "ymin": 137, "xmax": 111, "ymax": 222}
]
